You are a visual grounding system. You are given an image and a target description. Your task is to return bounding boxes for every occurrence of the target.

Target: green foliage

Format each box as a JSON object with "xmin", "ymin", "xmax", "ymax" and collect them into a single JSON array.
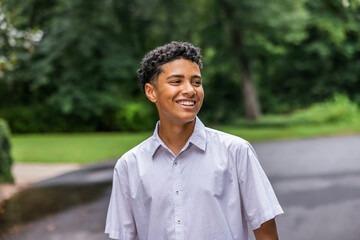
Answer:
[
  {"xmin": 289, "ymin": 94, "xmax": 359, "ymax": 124},
  {"xmin": 1, "ymin": 0, "xmax": 360, "ymax": 132},
  {"xmin": 0, "ymin": 118, "xmax": 14, "ymax": 183},
  {"xmin": 2, "ymin": 0, "xmax": 143, "ymax": 122},
  {"xmin": 258, "ymin": 0, "xmax": 360, "ymax": 113},
  {"xmin": 233, "ymin": 94, "xmax": 359, "ymax": 128},
  {"xmin": 194, "ymin": 0, "xmax": 309, "ymax": 120},
  {"xmin": 1, "ymin": 0, "xmax": 194, "ymax": 132},
  {"xmin": 114, "ymin": 101, "xmax": 157, "ymax": 131},
  {"xmin": 0, "ymin": 102, "xmax": 157, "ymax": 133},
  {"xmin": 0, "ymin": 2, "xmax": 42, "ymax": 77},
  {"xmin": 0, "ymin": 105, "xmax": 100, "ymax": 133}
]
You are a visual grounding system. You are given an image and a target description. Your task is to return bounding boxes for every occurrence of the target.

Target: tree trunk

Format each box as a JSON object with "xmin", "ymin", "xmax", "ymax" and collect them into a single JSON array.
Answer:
[
  {"xmin": 219, "ymin": 0, "xmax": 261, "ymax": 120},
  {"xmin": 240, "ymin": 67, "xmax": 261, "ymax": 120}
]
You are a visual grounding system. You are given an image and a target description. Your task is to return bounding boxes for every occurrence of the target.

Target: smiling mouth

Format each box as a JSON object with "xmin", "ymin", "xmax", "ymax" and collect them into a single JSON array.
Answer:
[{"xmin": 177, "ymin": 100, "xmax": 196, "ymax": 106}]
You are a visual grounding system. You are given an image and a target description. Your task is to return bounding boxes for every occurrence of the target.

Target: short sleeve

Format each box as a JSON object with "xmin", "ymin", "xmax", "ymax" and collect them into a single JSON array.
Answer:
[
  {"xmin": 238, "ymin": 143, "xmax": 284, "ymax": 230},
  {"xmin": 105, "ymin": 159, "xmax": 138, "ymax": 240}
]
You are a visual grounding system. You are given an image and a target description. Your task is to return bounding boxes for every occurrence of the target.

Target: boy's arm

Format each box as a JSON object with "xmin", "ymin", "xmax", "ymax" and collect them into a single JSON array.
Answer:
[
  {"xmin": 105, "ymin": 165, "xmax": 137, "ymax": 240},
  {"xmin": 253, "ymin": 218, "xmax": 279, "ymax": 240}
]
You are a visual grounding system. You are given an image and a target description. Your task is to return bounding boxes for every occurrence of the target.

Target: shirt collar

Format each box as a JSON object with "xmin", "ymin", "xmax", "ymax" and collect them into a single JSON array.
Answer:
[
  {"xmin": 188, "ymin": 116, "xmax": 207, "ymax": 151},
  {"xmin": 150, "ymin": 116, "xmax": 207, "ymax": 157}
]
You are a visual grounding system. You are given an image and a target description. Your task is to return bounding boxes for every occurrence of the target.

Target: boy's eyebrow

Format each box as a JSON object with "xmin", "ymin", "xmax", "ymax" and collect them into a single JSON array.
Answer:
[{"xmin": 166, "ymin": 74, "xmax": 202, "ymax": 80}]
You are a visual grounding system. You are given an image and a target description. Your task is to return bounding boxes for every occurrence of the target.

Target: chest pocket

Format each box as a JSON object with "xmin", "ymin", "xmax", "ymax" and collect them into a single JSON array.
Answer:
[{"xmin": 213, "ymin": 165, "xmax": 234, "ymax": 197}]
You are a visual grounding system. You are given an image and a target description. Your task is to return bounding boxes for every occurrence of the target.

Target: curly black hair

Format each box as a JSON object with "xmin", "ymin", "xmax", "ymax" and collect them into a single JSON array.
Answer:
[{"xmin": 137, "ymin": 41, "xmax": 203, "ymax": 92}]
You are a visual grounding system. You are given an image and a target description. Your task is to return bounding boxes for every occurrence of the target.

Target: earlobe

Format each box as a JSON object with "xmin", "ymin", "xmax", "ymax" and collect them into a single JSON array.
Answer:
[{"xmin": 145, "ymin": 83, "xmax": 158, "ymax": 103}]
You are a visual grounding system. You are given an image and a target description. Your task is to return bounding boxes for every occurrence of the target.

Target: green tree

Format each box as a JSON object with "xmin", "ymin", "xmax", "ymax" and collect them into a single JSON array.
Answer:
[
  {"xmin": 0, "ymin": 2, "xmax": 42, "ymax": 77},
  {"xmin": 1, "ymin": 0, "xmax": 199, "ymax": 131},
  {"xmin": 2, "ymin": 0, "xmax": 360, "ymax": 132},
  {"xmin": 0, "ymin": 119, "xmax": 13, "ymax": 183},
  {"xmin": 213, "ymin": 0, "xmax": 308, "ymax": 119},
  {"xmin": 2, "ymin": 0, "xmax": 146, "ymax": 130},
  {"xmin": 258, "ymin": 0, "xmax": 360, "ymax": 113}
]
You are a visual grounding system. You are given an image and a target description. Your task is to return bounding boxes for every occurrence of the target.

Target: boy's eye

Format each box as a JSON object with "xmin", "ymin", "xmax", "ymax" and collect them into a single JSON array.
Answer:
[
  {"xmin": 170, "ymin": 80, "xmax": 181, "ymax": 84},
  {"xmin": 193, "ymin": 81, "xmax": 202, "ymax": 85}
]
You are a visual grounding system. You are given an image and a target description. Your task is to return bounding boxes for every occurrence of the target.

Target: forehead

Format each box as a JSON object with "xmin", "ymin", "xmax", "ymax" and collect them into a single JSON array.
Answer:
[{"xmin": 160, "ymin": 59, "xmax": 201, "ymax": 75}]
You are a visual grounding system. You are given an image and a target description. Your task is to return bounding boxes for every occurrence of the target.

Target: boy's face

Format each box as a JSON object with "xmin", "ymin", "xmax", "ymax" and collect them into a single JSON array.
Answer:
[{"xmin": 145, "ymin": 58, "xmax": 204, "ymax": 125}]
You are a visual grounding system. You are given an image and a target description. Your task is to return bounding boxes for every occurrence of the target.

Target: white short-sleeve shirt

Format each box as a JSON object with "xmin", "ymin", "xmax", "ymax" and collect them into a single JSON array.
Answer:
[{"xmin": 105, "ymin": 117, "xmax": 283, "ymax": 240}]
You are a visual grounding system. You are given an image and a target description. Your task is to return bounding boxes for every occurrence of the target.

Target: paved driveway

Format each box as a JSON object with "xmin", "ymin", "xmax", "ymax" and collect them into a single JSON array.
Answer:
[
  {"xmin": 2, "ymin": 134, "xmax": 360, "ymax": 240},
  {"xmin": 252, "ymin": 134, "xmax": 360, "ymax": 240}
]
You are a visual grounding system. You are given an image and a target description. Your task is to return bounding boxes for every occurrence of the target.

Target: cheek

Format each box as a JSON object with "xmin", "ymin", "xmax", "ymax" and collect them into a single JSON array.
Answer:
[
  {"xmin": 198, "ymin": 89, "xmax": 205, "ymax": 100},
  {"xmin": 160, "ymin": 85, "xmax": 179, "ymax": 94},
  {"xmin": 158, "ymin": 90, "xmax": 178, "ymax": 102}
]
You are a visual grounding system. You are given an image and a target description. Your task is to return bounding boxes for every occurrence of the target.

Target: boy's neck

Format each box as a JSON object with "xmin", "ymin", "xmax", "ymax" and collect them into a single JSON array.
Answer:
[{"xmin": 158, "ymin": 118, "xmax": 196, "ymax": 156}]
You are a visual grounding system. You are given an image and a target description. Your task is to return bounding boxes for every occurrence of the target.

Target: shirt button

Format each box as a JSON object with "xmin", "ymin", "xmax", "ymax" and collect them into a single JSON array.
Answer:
[
  {"xmin": 174, "ymin": 162, "xmax": 178, "ymax": 165},
  {"xmin": 176, "ymin": 190, "xmax": 179, "ymax": 194},
  {"xmin": 177, "ymin": 220, "xmax": 181, "ymax": 224}
]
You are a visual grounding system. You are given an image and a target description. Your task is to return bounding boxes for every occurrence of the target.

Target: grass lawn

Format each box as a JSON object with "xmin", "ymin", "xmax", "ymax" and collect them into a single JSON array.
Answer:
[
  {"xmin": 9, "ymin": 96, "xmax": 360, "ymax": 164},
  {"xmin": 216, "ymin": 121, "xmax": 360, "ymax": 142},
  {"xmin": 10, "ymin": 120, "xmax": 360, "ymax": 164},
  {"xmin": 11, "ymin": 132, "xmax": 151, "ymax": 164}
]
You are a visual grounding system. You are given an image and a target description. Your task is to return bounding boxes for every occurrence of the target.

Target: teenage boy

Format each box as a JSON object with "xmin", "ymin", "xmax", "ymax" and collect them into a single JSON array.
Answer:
[{"xmin": 105, "ymin": 42, "xmax": 283, "ymax": 240}]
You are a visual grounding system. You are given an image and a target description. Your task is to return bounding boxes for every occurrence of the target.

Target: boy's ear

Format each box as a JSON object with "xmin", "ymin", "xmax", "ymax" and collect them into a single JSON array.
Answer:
[{"xmin": 144, "ymin": 83, "xmax": 158, "ymax": 103}]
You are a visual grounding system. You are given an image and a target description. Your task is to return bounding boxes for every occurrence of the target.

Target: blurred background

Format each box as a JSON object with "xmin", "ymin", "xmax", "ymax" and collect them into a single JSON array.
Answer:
[
  {"xmin": 1, "ymin": 0, "xmax": 360, "ymax": 133},
  {"xmin": 0, "ymin": 0, "xmax": 360, "ymax": 239}
]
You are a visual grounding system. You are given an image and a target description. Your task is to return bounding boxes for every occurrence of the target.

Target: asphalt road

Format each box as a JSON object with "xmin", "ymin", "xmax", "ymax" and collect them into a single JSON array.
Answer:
[
  {"xmin": 2, "ymin": 134, "xmax": 360, "ymax": 240},
  {"xmin": 253, "ymin": 134, "xmax": 360, "ymax": 240}
]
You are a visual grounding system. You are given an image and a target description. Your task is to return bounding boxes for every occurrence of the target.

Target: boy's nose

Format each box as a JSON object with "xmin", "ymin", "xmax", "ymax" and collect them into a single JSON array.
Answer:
[{"xmin": 182, "ymin": 82, "xmax": 196, "ymax": 96}]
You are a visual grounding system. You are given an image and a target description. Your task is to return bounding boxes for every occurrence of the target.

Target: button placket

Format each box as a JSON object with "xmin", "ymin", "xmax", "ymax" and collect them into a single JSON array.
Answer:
[{"xmin": 173, "ymin": 156, "xmax": 184, "ymax": 240}]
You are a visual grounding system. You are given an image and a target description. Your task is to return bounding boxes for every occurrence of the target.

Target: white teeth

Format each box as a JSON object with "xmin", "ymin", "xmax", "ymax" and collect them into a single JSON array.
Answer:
[{"xmin": 178, "ymin": 101, "xmax": 195, "ymax": 106}]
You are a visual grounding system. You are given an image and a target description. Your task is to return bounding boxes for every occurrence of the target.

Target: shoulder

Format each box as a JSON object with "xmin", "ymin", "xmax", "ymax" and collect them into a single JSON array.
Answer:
[
  {"xmin": 205, "ymin": 126, "xmax": 251, "ymax": 150},
  {"xmin": 115, "ymin": 135, "xmax": 156, "ymax": 169},
  {"xmin": 203, "ymin": 126, "xmax": 258, "ymax": 163}
]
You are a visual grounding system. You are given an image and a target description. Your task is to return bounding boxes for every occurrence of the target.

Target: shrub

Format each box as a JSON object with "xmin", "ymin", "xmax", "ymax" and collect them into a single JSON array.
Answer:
[
  {"xmin": 289, "ymin": 94, "xmax": 359, "ymax": 125},
  {"xmin": 0, "ymin": 105, "xmax": 101, "ymax": 133},
  {"xmin": 232, "ymin": 94, "xmax": 359, "ymax": 128},
  {"xmin": 113, "ymin": 101, "xmax": 157, "ymax": 131},
  {"xmin": 0, "ymin": 101, "xmax": 158, "ymax": 133},
  {"xmin": 0, "ymin": 118, "xmax": 14, "ymax": 183}
]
